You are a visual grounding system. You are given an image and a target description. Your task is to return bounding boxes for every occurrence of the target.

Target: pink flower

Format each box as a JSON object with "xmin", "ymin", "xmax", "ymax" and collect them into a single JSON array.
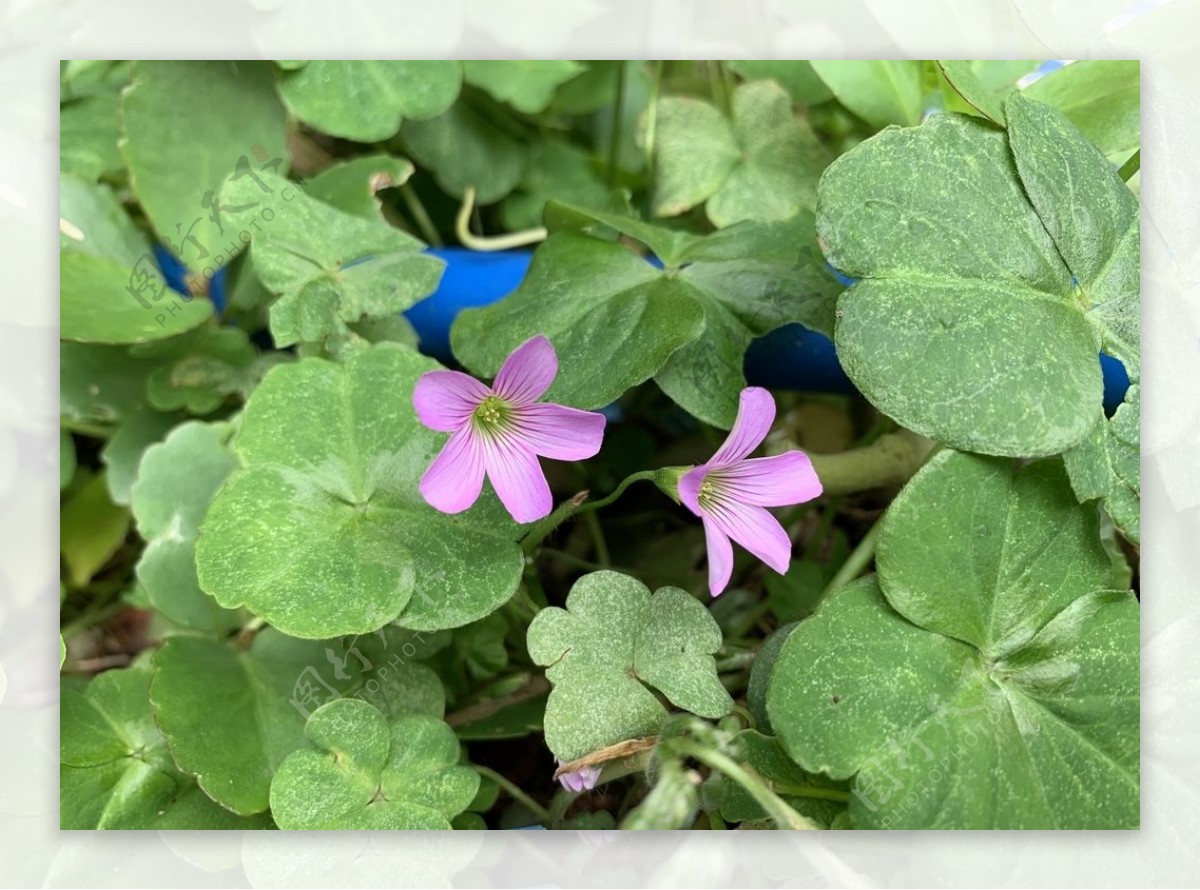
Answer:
[
  {"xmin": 414, "ymin": 336, "xmax": 606, "ymax": 524},
  {"xmin": 556, "ymin": 760, "xmax": 601, "ymax": 792},
  {"xmin": 679, "ymin": 387, "xmax": 822, "ymax": 597}
]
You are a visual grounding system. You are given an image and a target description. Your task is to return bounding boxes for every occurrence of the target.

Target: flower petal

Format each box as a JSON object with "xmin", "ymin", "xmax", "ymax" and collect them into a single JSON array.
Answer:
[
  {"xmin": 419, "ymin": 429, "xmax": 486, "ymax": 514},
  {"xmin": 492, "ymin": 335, "xmax": 557, "ymax": 405},
  {"xmin": 678, "ymin": 464, "xmax": 708, "ymax": 517},
  {"xmin": 413, "ymin": 370, "xmax": 489, "ymax": 432},
  {"xmin": 716, "ymin": 451, "xmax": 823, "ymax": 507},
  {"xmin": 706, "ymin": 500, "xmax": 792, "ymax": 576},
  {"xmin": 702, "ymin": 518, "xmax": 735, "ymax": 597},
  {"xmin": 710, "ymin": 387, "xmax": 776, "ymax": 465},
  {"xmin": 514, "ymin": 403, "xmax": 606, "ymax": 461},
  {"xmin": 482, "ymin": 436, "xmax": 553, "ymax": 523}
]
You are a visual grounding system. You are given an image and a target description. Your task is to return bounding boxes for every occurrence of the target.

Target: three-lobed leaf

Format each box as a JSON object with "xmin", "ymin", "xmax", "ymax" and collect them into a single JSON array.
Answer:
[
  {"xmin": 277, "ymin": 61, "xmax": 461, "ymax": 142},
  {"xmin": 61, "ymin": 665, "xmax": 270, "ymax": 829},
  {"xmin": 767, "ymin": 450, "xmax": 1139, "ymax": 829},
  {"xmin": 452, "ymin": 203, "xmax": 840, "ymax": 427},
  {"xmin": 269, "ymin": 698, "xmax": 477, "ymax": 829},
  {"xmin": 121, "ymin": 61, "xmax": 289, "ymax": 263},
  {"xmin": 649, "ymin": 81, "xmax": 829, "ymax": 228},
  {"xmin": 151, "ymin": 627, "xmax": 442, "ymax": 815},
  {"xmin": 221, "ymin": 171, "xmax": 445, "ymax": 349},
  {"xmin": 196, "ymin": 345, "xmax": 525, "ymax": 638},
  {"xmin": 60, "ymin": 176, "xmax": 212, "ymax": 343},
  {"xmin": 130, "ymin": 420, "xmax": 242, "ymax": 632},
  {"xmin": 819, "ymin": 95, "xmax": 1137, "ymax": 457},
  {"xmin": 527, "ymin": 571, "xmax": 732, "ymax": 762}
]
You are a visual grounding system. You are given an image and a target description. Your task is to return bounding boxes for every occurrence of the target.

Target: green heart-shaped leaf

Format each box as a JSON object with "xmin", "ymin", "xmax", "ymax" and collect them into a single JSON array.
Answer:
[
  {"xmin": 132, "ymin": 327, "xmax": 274, "ymax": 415},
  {"xmin": 527, "ymin": 570, "xmax": 732, "ymax": 761},
  {"xmin": 60, "ymin": 92, "xmax": 124, "ymax": 181},
  {"xmin": 121, "ymin": 61, "xmax": 289, "ymax": 263},
  {"xmin": 728, "ymin": 61, "xmax": 832, "ymax": 105},
  {"xmin": 650, "ymin": 81, "xmax": 830, "ymax": 228},
  {"xmin": 131, "ymin": 420, "xmax": 241, "ymax": 632},
  {"xmin": 61, "ymin": 666, "xmax": 269, "ymax": 829},
  {"xmin": 220, "ymin": 171, "xmax": 444, "ymax": 349},
  {"xmin": 500, "ymin": 140, "xmax": 612, "ymax": 232},
  {"xmin": 60, "ymin": 472, "xmax": 129, "ymax": 588},
  {"xmin": 60, "ymin": 177, "xmax": 212, "ymax": 343},
  {"xmin": 196, "ymin": 345, "xmax": 525, "ymax": 637},
  {"xmin": 151, "ymin": 627, "xmax": 442, "ymax": 815},
  {"xmin": 936, "ymin": 60, "xmax": 1007, "ymax": 124},
  {"xmin": 809, "ymin": 61, "xmax": 924, "ymax": 128},
  {"xmin": 453, "ymin": 204, "xmax": 840, "ymax": 427},
  {"xmin": 1025, "ymin": 60, "xmax": 1140, "ymax": 163},
  {"xmin": 820, "ymin": 96, "xmax": 1137, "ymax": 456},
  {"xmin": 767, "ymin": 451, "xmax": 1139, "ymax": 829},
  {"xmin": 462, "ymin": 61, "xmax": 585, "ymax": 114},
  {"xmin": 100, "ymin": 407, "xmax": 180, "ymax": 505},
  {"xmin": 277, "ymin": 61, "xmax": 461, "ymax": 142},
  {"xmin": 269, "ymin": 698, "xmax": 478, "ymax": 829},
  {"xmin": 1005, "ymin": 92, "xmax": 1140, "ymax": 375},
  {"xmin": 304, "ymin": 154, "xmax": 415, "ymax": 222},
  {"xmin": 1065, "ymin": 384, "xmax": 1140, "ymax": 544},
  {"xmin": 402, "ymin": 101, "xmax": 527, "ymax": 204}
]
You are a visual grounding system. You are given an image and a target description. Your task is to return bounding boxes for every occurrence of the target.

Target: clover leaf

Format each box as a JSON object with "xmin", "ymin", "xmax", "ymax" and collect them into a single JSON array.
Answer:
[
  {"xmin": 1065, "ymin": 385, "xmax": 1140, "ymax": 544},
  {"xmin": 810, "ymin": 61, "xmax": 924, "ymax": 128},
  {"xmin": 452, "ymin": 203, "xmax": 840, "ymax": 427},
  {"xmin": 1024, "ymin": 60, "xmax": 1140, "ymax": 164},
  {"xmin": 728, "ymin": 61, "xmax": 832, "ymax": 105},
  {"xmin": 60, "ymin": 176, "xmax": 212, "ymax": 343},
  {"xmin": 269, "ymin": 698, "xmax": 478, "ymax": 829},
  {"xmin": 402, "ymin": 100, "xmax": 527, "ymax": 204},
  {"xmin": 304, "ymin": 154, "xmax": 415, "ymax": 222},
  {"xmin": 220, "ymin": 171, "xmax": 445, "ymax": 350},
  {"xmin": 767, "ymin": 451, "xmax": 1139, "ymax": 829},
  {"xmin": 277, "ymin": 61, "xmax": 461, "ymax": 142},
  {"xmin": 818, "ymin": 94, "xmax": 1138, "ymax": 456},
  {"xmin": 130, "ymin": 420, "xmax": 241, "ymax": 632},
  {"xmin": 650, "ymin": 80, "xmax": 830, "ymax": 228},
  {"xmin": 526, "ymin": 571, "xmax": 732, "ymax": 762},
  {"xmin": 99, "ymin": 407, "xmax": 180, "ymax": 505},
  {"xmin": 195, "ymin": 345, "xmax": 525, "ymax": 638},
  {"xmin": 131, "ymin": 327, "xmax": 277, "ymax": 415},
  {"xmin": 121, "ymin": 61, "xmax": 289, "ymax": 259},
  {"xmin": 151, "ymin": 627, "xmax": 442, "ymax": 815},
  {"xmin": 61, "ymin": 665, "xmax": 269, "ymax": 829},
  {"xmin": 462, "ymin": 61, "xmax": 585, "ymax": 114}
]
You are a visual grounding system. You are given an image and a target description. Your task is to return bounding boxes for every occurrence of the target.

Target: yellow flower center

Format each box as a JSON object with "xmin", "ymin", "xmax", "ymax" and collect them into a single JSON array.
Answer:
[{"xmin": 472, "ymin": 394, "xmax": 513, "ymax": 435}]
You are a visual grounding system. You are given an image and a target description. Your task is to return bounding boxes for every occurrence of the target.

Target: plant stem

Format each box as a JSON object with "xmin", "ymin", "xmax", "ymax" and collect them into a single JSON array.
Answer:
[
  {"xmin": 575, "ymin": 469, "xmax": 658, "ymax": 515},
  {"xmin": 455, "ymin": 186, "xmax": 547, "ymax": 251},
  {"xmin": 583, "ymin": 511, "xmax": 611, "ymax": 567},
  {"xmin": 806, "ymin": 430, "xmax": 934, "ymax": 495},
  {"xmin": 642, "ymin": 61, "xmax": 665, "ymax": 194},
  {"xmin": 669, "ymin": 740, "xmax": 817, "ymax": 830},
  {"xmin": 398, "ymin": 182, "xmax": 442, "ymax": 247},
  {"xmin": 606, "ymin": 61, "xmax": 627, "ymax": 189},
  {"xmin": 821, "ymin": 520, "xmax": 881, "ymax": 597},
  {"xmin": 474, "ymin": 765, "xmax": 552, "ymax": 824},
  {"xmin": 1118, "ymin": 148, "xmax": 1140, "ymax": 182},
  {"xmin": 521, "ymin": 490, "xmax": 590, "ymax": 554},
  {"xmin": 446, "ymin": 674, "xmax": 550, "ymax": 728},
  {"xmin": 61, "ymin": 419, "xmax": 113, "ymax": 440},
  {"xmin": 61, "ymin": 599, "xmax": 125, "ymax": 640},
  {"xmin": 540, "ymin": 549, "xmax": 609, "ymax": 573},
  {"xmin": 772, "ymin": 783, "xmax": 853, "ymax": 804}
]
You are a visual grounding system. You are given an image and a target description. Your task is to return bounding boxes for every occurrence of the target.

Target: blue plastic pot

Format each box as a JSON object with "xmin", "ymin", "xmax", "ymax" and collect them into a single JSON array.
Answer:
[{"xmin": 406, "ymin": 248, "xmax": 1130, "ymax": 415}]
